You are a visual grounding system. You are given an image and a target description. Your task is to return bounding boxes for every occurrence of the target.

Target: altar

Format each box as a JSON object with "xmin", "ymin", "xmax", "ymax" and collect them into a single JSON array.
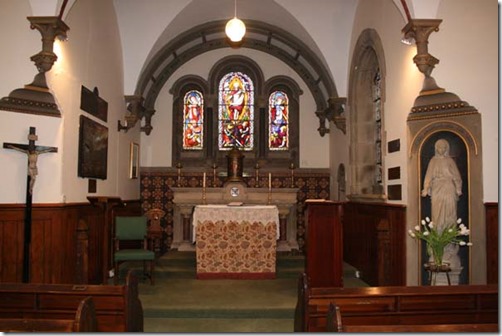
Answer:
[
  {"xmin": 193, "ymin": 204, "xmax": 279, "ymax": 279},
  {"xmin": 171, "ymin": 181, "xmax": 298, "ymax": 252}
]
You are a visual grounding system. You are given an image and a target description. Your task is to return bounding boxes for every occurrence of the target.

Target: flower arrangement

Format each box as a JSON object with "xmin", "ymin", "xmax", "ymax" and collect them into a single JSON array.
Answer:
[{"xmin": 408, "ymin": 217, "xmax": 472, "ymax": 267}]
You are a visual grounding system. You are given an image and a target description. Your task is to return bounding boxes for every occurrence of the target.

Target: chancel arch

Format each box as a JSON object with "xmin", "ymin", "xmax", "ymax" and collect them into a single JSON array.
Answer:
[
  {"xmin": 348, "ymin": 29, "xmax": 387, "ymax": 200},
  {"xmin": 135, "ymin": 19, "xmax": 337, "ymax": 138}
]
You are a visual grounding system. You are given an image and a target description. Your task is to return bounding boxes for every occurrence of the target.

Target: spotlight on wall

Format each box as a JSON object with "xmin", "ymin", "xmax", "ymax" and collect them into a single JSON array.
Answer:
[
  {"xmin": 225, "ymin": 0, "xmax": 246, "ymax": 42},
  {"xmin": 401, "ymin": 36, "xmax": 414, "ymax": 45}
]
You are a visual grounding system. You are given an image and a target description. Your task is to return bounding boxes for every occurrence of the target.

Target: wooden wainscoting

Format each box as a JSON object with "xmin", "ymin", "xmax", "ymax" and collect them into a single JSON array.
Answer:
[
  {"xmin": 0, "ymin": 200, "xmax": 141, "ymax": 284},
  {"xmin": 343, "ymin": 202, "xmax": 406, "ymax": 286},
  {"xmin": 485, "ymin": 202, "xmax": 498, "ymax": 284}
]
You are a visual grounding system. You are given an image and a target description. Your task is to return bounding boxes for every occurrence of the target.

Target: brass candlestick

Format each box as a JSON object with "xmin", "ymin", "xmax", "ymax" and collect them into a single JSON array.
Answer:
[
  {"xmin": 289, "ymin": 162, "xmax": 295, "ymax": 188},
  {"xmin": 268, "ymin": 172, "xmax": 272, "ymax": 205},
  {"xmin": 212, "ymin": 163, "xmax": 218, "ymax": 187},
  {"xmin": 176, "ymin": 162, "xmax": 183, "ymax": 187},
  {"xmin": 202, "ymin": 172, "xmax": 207, "ymax": 204}
]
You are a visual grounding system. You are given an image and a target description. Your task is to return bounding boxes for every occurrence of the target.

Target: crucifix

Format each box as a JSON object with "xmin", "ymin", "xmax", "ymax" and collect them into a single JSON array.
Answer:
[{"xmin": 3, "ymin": 127, "xmax": 57, "ymax": 282}]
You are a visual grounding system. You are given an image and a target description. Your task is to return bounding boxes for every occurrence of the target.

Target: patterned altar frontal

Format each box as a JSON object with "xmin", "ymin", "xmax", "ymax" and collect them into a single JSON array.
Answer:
[{"xmin": 193, "ymin": 205, "xmax": 279, "ymax": 279}]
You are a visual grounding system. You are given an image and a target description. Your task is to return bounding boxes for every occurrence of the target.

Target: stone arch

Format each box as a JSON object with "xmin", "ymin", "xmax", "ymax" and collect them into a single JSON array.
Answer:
[
  {"xmin": 348, "ymin": 29, "xmax": 387, "ymax": 200},
  {"xmin": 135, "ymin": 20, "xmax": 337, "ymax": 135}
]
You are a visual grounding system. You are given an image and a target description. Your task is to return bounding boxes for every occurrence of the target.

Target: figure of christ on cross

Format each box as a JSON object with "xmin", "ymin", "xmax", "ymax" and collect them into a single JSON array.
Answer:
[
  {"xmin": 3, "ymin": 126, "xmax": 57, "ymax": 282},
  {"xmin": 4, "ymin": 127, "xmax": 58, "ymax": 195}
]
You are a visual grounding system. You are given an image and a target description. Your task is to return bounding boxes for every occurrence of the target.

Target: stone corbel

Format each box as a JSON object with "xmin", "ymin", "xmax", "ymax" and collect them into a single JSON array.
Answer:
[
  {"xmin": 118, "ymin": 95, "xmax": 155, "ymax": 135},
  {"xmin": 402, "ymin": 19, "xmax": 443, "ymax": 94},
  {"xmin": 326, "ymin": 97, "xmax": 346, "ymax": 134},
  {"xmin": 140, "ymin": 108, "xmax": 156, "ymax": 135},
  {"xmin": 315, "ymin": 110, "xmax": 329, "ymax": 137},
  {"xmin": 0, "ymin": 16, "xmax": 69, "ymax": 117},
  {"xmin": 315, "ymin": 97, "xmax": 347, "ymax": 136}
]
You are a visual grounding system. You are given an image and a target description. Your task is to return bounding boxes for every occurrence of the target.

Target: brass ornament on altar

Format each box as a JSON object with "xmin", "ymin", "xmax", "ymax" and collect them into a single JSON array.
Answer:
[{"xmin": 226, "ymin": 147, "xmax": 244, "ymax": 182}]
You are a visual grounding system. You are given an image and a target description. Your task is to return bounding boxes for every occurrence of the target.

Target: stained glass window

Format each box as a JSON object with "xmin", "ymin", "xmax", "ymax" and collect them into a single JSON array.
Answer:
[
  {"xmin": 268, "ymin": 91, "xmax": 289, "ymax": 150},
  {"xmin": 183, "ymin": 90, "xmax": 204, "ymax": 150},
  {"xmin": 218, "ymin": 72, "xmax": 254, "ymax": 150},
  {"xmin": 373, "ymin": 69, "xmax": 382, "ymax": 184}
]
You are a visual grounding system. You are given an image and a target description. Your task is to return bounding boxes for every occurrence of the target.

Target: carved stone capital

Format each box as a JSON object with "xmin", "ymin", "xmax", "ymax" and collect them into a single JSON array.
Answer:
[
  {"xmin": 326, "ymin": 97, "xmax": 346, "ymax": 134},
  {"xmin": 28, "ymin": 16, "xmax": 69, "ymax": 73},
  {"xmin": 124, "ymin": 95, "xmax": 145, "ymax": 129},
  {"xmin": 402, "ymin": 19, "xmax": 442, "ymax": 92},
  {"xmin": 315, "ymin": 110, "xmax": 329, "ymax": 137},
  {"xmin": 0, "ymin": 16, "xmax": 69, "ymax": 117}
]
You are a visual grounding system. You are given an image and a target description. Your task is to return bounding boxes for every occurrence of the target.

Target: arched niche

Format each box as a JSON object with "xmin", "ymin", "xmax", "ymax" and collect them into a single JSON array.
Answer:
[{"xmin": 407, "ymin": 111, "xmax": 484, "ymax": 285}]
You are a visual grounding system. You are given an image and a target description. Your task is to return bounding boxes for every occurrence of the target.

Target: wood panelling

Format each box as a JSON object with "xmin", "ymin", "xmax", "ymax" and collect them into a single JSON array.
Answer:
[
  {"xmin": 0, "ymin": 200, "xmax": 140, "ymax": 284},
  {"xmin": 485, "ymin": 202, "xmax": 498, "ymax": 284},
  {"xmin": 305, "ymin": 201, "xmax": 343, "ymax": 287},
  {"xmin": 343, "ymin": 202, "xmax": 406, "ymax": 286}
]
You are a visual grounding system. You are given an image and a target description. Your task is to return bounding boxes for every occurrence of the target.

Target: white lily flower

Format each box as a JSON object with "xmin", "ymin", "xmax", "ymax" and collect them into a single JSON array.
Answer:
[
  {"xmin": 467, "ymin": 242, "xmax": 473, "ymax": 246},
  {"xmin": 459, "ymin": 224, "xmax": 466, "ymax": 229},
  {"xmin": 414, "ymin": 226, "xmax": 420, "ymax": 231},
  {"xmin": 448, "ymin": 229, "xmax": 453, "ymax": 233},
  {"xmin": 423, "ymin": 231, "xmax": 429, "ymax": 236},
  {"xmin": 459, "ymin": 241, "xmax": 466, "ymax": 246},
  {"xmin": 410, "ymin": 232, "xmax": 416, "ymax": 238},
  {"xmin": 421, "ymin": 220, "xmax": 426, "ymax": 225},
  {"xmin": 457, "ymin": 218, "xmax": 462, "ymax": 224},
  {"xmin": 428, "ymin": 223, "xmax": 433, "ymax": 228},
  {"xmin": 426, "ymin": 217, "xmax": 430, "ymax": 222}
]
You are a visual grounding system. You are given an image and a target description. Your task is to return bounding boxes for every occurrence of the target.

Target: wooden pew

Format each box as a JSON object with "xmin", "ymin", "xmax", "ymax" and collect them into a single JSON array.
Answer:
[
  {"xmin": 326, "ymin": 302, "xmax": 499, "ymax": 333},
  {"xmin": 294, "ymin": 273, "xmax": 498, "ymax": 332},
  {"xmin": 0, "ymin": 270, "xmax": 143, "ymax": 332},
  {"xmin": 0, "ymin": 296, "xmax": 96, "ymax": 332}
]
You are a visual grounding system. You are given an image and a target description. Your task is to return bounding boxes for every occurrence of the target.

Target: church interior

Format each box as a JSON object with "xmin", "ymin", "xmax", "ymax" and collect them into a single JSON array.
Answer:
[{"xmin": 0, "ymin": 0, "xmax": 498, "ymax": 332}]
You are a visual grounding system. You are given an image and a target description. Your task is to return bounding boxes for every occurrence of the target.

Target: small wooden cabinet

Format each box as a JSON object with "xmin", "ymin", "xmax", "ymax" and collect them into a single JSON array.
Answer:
[{"xmin": 305, "ymin": 200, "xmax": 343, "ymax": 287}]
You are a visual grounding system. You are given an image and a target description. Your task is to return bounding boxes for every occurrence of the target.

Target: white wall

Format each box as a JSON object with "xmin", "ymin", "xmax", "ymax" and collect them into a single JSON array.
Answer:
[
  {"xmin": 0, "ymin": 0, "xmax": 140, "ymax": 204},
  {"xmin": 434, "ymin": 0, "xmax": 498, "ymax": 203},
  {"xmin": 342, "ymin": 0, "xmax": 498, "ymax": 204},
  {"xmin": 140, "ymin": 48, "xmax": 329, "ymax": 169}
]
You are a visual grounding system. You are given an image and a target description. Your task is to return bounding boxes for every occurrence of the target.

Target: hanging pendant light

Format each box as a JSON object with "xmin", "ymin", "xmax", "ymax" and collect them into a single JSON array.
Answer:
[{"xmin": 225, "ymin": 0, "xmax": 246, "ymax": 42}]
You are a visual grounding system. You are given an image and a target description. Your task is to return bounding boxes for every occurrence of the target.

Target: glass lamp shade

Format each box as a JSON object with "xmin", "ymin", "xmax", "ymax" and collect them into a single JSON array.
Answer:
[{"xmin": 225, "ymin": 17, "xmax": 246, "ymax": 42}]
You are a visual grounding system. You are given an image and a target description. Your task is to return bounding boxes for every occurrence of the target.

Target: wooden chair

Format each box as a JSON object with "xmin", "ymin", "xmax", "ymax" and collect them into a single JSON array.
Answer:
[{"xmin": 114, "ymin": 216, "xmax": 155, "ymax": 285}]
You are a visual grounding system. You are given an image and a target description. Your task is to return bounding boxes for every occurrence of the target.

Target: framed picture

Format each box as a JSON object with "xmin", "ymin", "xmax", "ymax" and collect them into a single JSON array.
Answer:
[
  {"xmin": 129, "ymin": 142, "xmax": 140, "ymax": 179},
  {"xmin": 78, "ymin": 115, "xmax": 108, "ymax": 179}
]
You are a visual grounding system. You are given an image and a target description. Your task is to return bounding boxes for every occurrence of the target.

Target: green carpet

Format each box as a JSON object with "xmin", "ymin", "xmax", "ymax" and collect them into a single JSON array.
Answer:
[{"xmin": 121, "ymin": 251, "xmax": 367, "ymax": 333}]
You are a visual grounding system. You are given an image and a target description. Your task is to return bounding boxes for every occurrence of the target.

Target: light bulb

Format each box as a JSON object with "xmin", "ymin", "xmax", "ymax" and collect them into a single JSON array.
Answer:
[{"xmin": 225, "ymin": 17, "xmax": 246, "ymax": 42}]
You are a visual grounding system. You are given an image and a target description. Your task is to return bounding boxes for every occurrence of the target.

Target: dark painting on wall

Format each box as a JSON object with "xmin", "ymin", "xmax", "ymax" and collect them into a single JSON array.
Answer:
[
  {"xmin": 78, "ymin": 115, "xmax": 108, "ymax": 179},
  {"xmin": 80, "ymin": 86, "xmax": 108, "ymax": 122}
]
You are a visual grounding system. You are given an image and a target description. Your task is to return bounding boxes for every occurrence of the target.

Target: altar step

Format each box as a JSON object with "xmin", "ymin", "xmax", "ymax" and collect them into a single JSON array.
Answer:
[{"xmin": 122, "ymin": 251, "xmax": 366, "ymax": 332}]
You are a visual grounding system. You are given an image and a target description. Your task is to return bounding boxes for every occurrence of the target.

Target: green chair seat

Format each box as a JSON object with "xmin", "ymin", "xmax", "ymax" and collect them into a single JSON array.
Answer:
[
  {"xmin": 114, "ymin": 216, "xmax": 155, "ymax": 285},
  {"xmin": 115, "ymin": 249, "xmax": 155, "ymax": 261}
]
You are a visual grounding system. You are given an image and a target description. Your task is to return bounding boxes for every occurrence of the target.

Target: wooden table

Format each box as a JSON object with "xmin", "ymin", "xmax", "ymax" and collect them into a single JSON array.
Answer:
[{"xmin": 192, "ymin": 204, "xmax": 279, "ymax": 279}]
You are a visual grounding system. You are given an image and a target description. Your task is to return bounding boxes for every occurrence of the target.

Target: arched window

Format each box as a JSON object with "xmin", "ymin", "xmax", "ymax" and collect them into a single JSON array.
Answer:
[
  {"xmin": 183, "ymin": 90, "xmax": 204, "ymax": 150},
  {"xmin": 373, "ymin": 70, "xmax": 382, "ymax": 185},
  {"xmin": 171, "ymin": 56, "xmax": 301, "ymax": 168},
  {"xmin": 268, "ymin": 90, "xmax": 289, "ymax": 150},
  {"xmin": 218, "ymin": 72, "xmax": 254, "ymax": 151},
  {"xmin": 348, "ymin": 29, "xmax": 386, "ymax": 200}
]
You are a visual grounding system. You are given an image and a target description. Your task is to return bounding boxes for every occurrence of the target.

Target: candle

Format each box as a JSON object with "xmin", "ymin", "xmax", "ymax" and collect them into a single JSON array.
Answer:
[
  {"xmin": 203, "ymin": 172, "xmax": 206, "ymax": 188},
  {"xmin": 268, "ymin": 172, "xmax": 272, "ymax": 190}
]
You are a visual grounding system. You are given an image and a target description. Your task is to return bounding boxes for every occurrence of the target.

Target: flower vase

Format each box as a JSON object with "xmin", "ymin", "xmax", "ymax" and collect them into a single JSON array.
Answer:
[{"xmin": 424, "ymin": 261, "xmax": 451, "ymax": 286}]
